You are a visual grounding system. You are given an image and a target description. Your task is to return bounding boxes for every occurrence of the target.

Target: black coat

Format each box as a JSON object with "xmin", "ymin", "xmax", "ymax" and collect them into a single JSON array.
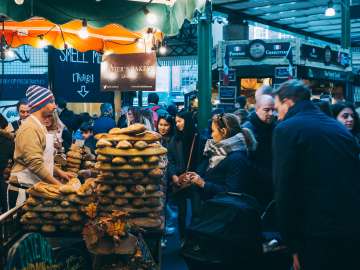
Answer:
[
  {"xmin": 197, "ymin": 150, "xmax": 254, "ymax": 200},
  {"xmin": 167, "ymin": 134, "xmax": 205, "ymax": 178},
  {"xmin": 243, "ymin": 112, "xmax": 276, "ymax": 206},
  {"xmin": 0, "ymin": 130, "xmax": 14, "ymax": 171},
  {"xmin": 273, "ymin": 100, "xmax": 360, "ymax": 252}
]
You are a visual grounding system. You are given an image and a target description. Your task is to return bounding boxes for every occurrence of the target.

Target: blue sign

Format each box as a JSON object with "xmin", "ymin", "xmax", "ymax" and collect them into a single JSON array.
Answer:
[
  {"xmin": 49, "ymin": 48, "xmax": 113, "ymax": 103},
  {"xmin": 0, "ymin": 74, "xmax": 48, "ymax": 100},
  {"xmin": 219, "ymin": 86, "xmax": 237, "ymax": 100}
]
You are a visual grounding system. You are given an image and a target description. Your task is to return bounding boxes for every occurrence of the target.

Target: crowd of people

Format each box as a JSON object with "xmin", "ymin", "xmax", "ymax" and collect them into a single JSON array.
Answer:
[{"xmin": 0, "ymin": 81, "xmax": 359, "ymax": 269}]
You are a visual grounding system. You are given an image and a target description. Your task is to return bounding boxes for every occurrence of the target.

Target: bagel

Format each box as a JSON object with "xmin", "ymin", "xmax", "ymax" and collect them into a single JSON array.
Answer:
[
  {"xmin": 128, "ymin": 156, "xmax": 144, "ymax": 165},
  {"xmin": 66, "ymin": 157, "xmax": 82, "ymax": 165},
  {"xmin": 145, "ymin": 156, "xmax": 160, "ymax": 164}
]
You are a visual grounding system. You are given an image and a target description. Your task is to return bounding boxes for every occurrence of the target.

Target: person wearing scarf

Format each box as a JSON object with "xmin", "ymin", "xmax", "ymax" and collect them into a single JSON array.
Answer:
[{"xmin": 185, "ymin": 113, "xmax": 257, "ymax": 200}]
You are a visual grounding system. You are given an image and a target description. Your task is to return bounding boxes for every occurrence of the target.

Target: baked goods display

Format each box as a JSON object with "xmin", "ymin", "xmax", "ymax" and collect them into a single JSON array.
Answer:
[
  {"xmin": 95, "ymin": 124, "xmax": 167, "ymax": 230},
  {"xmin": 21, "ymin": 178, "xmax": 97, "ymax": 233},
  {"xmin": 65, "ymin": 144, "xmax": 96, "ymax": 175}
]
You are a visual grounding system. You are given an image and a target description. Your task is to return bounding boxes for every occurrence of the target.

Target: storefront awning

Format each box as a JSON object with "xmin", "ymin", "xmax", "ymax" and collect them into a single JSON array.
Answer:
[{"xmin": 1, "ymin": 17, "xmax": 163, "ymax": 54}]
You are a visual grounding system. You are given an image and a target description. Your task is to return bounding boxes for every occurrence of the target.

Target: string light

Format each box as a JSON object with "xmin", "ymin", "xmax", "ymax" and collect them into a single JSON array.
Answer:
[
  {"xmin": 5, "ymin": 48, "xmax": 15, "ymax": 58},
  {"xmin": 159, "ymin": 45, "xmax": 167, "ymax": 55},
  {"xmin": 143, "ymin": 7, "xmax": 157, "ymax": 25},
  {"xmin": 14, "ymin": 0, "xmax": 24, "ymax": 5},
  {"xmin": 325, "ymin": 0, "xmax": 335, "ymax": 17},
  {"xmin": 38, "ymin": 35, "xmax": 47, "ymax": 48},
  {"xmin": 79, "ymin": 19, "xmax": 89, "ymax": 39}
]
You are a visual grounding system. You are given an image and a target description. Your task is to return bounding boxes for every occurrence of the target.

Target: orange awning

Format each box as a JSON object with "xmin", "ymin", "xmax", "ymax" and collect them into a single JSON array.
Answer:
[{"xmin": 1, "ymin": 18, "xmax": 164, "ymax": 54}]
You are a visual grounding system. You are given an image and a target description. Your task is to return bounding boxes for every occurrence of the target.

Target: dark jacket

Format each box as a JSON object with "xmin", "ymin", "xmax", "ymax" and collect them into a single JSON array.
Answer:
[
  {"xmin": 0, "ymin": 129, "xmax": 14, "ymax": 171},
  {"xmin": 84, "ymin": 135, "xmax": 97, "ymax": 154},
  {"xmin": 93, "ymin": 116, "xmax": 116, "ymax": 135},
  {"xmin": 197, "ymin": 150, "xmax": 254, "ymax": 200},
  {"xmin": 273, "ymin": 100, "xmax": 360, "ymax": 252},
  {"xmin": 167, "ymin": 134, "xmax": 205, "ymax": 178},
  {"xmin": 243, "ymin": 112, "xmax": 276, "ymax": 206},
  {"xmin": 59, "ymin": 108, "xmax": 77, "ymax": 133}
]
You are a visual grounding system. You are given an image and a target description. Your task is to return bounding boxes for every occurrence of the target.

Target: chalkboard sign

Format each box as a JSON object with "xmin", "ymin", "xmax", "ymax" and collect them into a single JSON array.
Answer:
[
  {"xmin": 49, "ymin": 47, "xmax": 114, "ymax": 103},
  {"xmin": 219, "ymin": 86, "xmax": 237, "ymax": 99},
  {"xmin": 0, "ymin": 74, "xmax": 48, "ymax": 100}
]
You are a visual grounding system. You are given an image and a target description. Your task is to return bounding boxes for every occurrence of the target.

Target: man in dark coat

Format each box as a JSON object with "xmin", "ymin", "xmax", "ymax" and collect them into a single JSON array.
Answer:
[
  {"xmin": 93, "ymin": 103, "xmax": 116, "ymax": 135},
  {"xmin": 273, "ymin": 80, "xmax": 360, "ymax": 270},
  {"xmin": 243, "ymin": 94, "xmax": 276, "ymax": 207}
]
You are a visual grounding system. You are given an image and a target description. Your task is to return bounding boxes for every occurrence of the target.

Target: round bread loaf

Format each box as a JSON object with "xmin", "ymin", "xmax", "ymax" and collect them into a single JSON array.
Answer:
[
  {"xmin": 66, "ymin": 157, "xmax": 82, "ymax": 164},
  {"xmin": 109, "ymin": 124, "xmax": 146, "ymax": 135},
  {"xmin": 41, "ymin": 224, "xmax": 56, "ymax": 233},
  {"xmin": 133, "ymin": 141, "xmax": 148, "ymax": 150},
  {"xmin": 130, "ymin": 185, "xmax": 145, "ymax": 195},
  {"xmin": 112, "ymin": 157, "xmax": 127, "ymax": 165},
  {"xmin": 96, "ymin": 138, "xmax": 113, "ymax": 148},
  {"xmin": 132, "ymin": 172, "xmax": 144, "ymax": 180},
  {"xmin": 67, "ymin": 151, "xmax": 82, "ymax": 160},
  {"xmin": 132, "ymin": 198, "xmax": 145, "ymax": 208},
  {"xmin": 114, "ymin": 198, "xmax": 129, "ymax": 206},
  {"xmin": 97, "ymin": 155, "xmax": 112, "ymax": 162},
  {"xmin": 116, "ymin": 140, "xmax": 133, "ymax": 149},
  {"xmin": 69, "ymin": 213, "xmax": 83, "ymax": 222},
  {"xmin": 115, "ymin": 185, "xmax": 127, "ymax": 194},
  {"xmin": 128, "ymin": 156, "xmax": 144, "ymax": 165}
]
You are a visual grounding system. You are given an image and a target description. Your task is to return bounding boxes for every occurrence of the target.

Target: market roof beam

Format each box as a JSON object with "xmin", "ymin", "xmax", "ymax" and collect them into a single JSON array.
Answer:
[{"xmin": 213, "ymin": 5, "xmax": 340, "ymax": 44}]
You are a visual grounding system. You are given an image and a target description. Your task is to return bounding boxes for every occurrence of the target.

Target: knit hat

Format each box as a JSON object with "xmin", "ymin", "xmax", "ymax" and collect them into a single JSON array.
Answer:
[{"xmin": 26, "ymin": 85, "xmax": 55, "ymax": 113}]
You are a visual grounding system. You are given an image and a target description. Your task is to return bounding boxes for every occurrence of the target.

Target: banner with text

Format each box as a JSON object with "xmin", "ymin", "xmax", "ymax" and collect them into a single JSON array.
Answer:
[
  {"xmin": 101, "ymin": 53, "xmax": 156, "ymax": 92},
  {"xmin": 49, "ymin": 47, "xmax": 113, "ymax": 103}
]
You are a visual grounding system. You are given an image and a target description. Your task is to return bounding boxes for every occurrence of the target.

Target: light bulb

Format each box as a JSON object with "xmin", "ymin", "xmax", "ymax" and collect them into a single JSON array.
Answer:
[
  {"xmin": 325, "ymin": 1, "xmax": 335, "ymax": 17},
  {"xmin": 159, "ymin": 46, "xmax": 167, "ymax": 55},
  {"xmin": 38, "ymin": 37, "xmax": 47, "ymax": 48},
  {"xmin": 14, "ymin": 0, "xmax": 24, "ymax": 5},
  {"xmin": 5, "ymin": 49, "xmax": 15, "ymax": 59},
  {"xmin": 79, "ymin": 19, "xmax": 89, "ymax": 39},
  {"xmin": 136, "ymin": 39, "xmax": 145, "ymax": 50},
  {"xmin": 79, "ymin": 27, "xmax": 89, "ymax": 39},
  {"xmin": 146, "ymin": 12, "xmax": 157, "ymax": 25},
  {"xmin": 325, "ymin": 7, "xmax": 335, "ymax": 16}
]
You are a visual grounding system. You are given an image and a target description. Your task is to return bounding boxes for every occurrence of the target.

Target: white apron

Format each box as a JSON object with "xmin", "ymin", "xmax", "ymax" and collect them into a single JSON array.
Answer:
[{"xmin": 10, "ymin": 115, "xmax": 54, "ymax": 206}]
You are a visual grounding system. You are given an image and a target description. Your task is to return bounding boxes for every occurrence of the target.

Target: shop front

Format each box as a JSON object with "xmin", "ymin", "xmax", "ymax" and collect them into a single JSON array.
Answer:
[{"xmin": 215, "ymin": 39, "xmax": 352, "ymax": 104}]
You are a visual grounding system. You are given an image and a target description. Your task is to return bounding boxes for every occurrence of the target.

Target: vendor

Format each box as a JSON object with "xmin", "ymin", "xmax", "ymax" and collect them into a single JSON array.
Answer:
[{"xmin": 10, "ymin": 85, "xmax": 73, "ymax": 206}]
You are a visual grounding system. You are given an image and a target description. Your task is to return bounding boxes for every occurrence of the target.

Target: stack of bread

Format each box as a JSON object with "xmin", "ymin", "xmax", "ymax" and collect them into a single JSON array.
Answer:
[
  {"xmin": 94, "ymin": 124, "xmax": 167, "ymax": 230},
  {"xmin": 66, "ymin": 144, "xmax": 96, "ymax": 175},
  {"xmin": 21, "ymin": 178, "xmax": 97, "ymax": 233}
]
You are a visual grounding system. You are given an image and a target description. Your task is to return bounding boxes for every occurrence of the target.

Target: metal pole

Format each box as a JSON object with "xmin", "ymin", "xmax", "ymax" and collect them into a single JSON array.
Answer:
[
  {"xmin": 197, "ymin": 0, "xmax": 212, "ymax": 130},
  {"xmin": 341, "ymin": 0, "xmax": 351, "ymax": 49}
]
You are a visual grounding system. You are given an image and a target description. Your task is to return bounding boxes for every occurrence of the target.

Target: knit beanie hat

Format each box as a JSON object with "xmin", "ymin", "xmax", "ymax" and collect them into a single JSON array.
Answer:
[{"xmin": 26, "ymin": 85, "xmax": 55, "ymax": 113}]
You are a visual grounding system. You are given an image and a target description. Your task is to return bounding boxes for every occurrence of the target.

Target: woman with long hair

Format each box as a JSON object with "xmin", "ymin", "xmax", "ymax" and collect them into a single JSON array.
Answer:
[
  {"xmin": 184, "ymin": 113, "xmax": 257, "ymax": 199},
  {"xmin": 167, "ymin": 111, "xmax": 204, "ymax": 240},
  {"xmin": 331, "ymin": 102, "xmax": 360, "ymax": 144}
]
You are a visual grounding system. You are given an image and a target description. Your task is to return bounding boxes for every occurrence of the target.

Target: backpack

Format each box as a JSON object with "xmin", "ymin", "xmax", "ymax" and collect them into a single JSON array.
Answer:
[{"xmin": 150, "ymin": 105, "xmax": 161, "ymax": 127}]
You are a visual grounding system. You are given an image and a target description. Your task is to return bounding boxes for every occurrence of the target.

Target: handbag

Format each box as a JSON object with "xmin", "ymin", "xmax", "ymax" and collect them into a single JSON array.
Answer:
[{"xmin": 172, "ymin": 134, "xmax": 198, "ymax": 194}]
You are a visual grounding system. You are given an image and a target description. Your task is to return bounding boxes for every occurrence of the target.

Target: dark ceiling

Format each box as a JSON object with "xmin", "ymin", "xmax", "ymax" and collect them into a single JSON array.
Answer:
[{"xmin": 213, "ymin": 0, "xmax": 360, "ymax": 46}]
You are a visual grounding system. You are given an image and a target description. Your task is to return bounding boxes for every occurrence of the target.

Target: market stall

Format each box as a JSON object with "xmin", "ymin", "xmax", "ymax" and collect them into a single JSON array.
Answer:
[
  {"xmin": 214, "ymin": 38, "xmax": 352, "ymax": 105},
  {"xmin": 1, "ymin": 124, "xmax": 167, "ymax": 269}
]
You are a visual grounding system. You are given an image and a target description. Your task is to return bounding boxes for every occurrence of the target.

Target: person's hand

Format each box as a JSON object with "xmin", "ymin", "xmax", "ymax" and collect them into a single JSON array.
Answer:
[
  {"xmin": 57, "ymin": 170, "xmax": 75, "ymax": 182},
  {"xmin": 172, "ymin": 175, "xmax": 180, "ymax": 186},
  {"xmin": 292, "ymin": 253, "xmax": 301, "ymax": 270},
  {"xmin": 188, "ymin": 172, "xmax": 205, "ymax": 188}
]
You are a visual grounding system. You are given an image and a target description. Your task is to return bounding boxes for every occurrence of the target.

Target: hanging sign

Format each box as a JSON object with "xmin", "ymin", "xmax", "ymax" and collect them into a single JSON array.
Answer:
[
  {"xmin": 0, "ymin": 74, "xmax": 48, "ymax": 100},
  {"xmin": 101, "ymin": 53, "xmax": 156, "ymax": 91},
  {"xmin": 48, "ymin": 47, "xmax": 113, "ymax": 103}
]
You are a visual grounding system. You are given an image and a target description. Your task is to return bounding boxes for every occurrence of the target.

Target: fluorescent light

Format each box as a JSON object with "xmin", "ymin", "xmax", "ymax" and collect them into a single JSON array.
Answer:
[
  {"xmin": 5, "ymin": 49, "xmax": 15, "ymax": 58},
  {"xmin": 159, "ymin": 45, "xmax": 167, "ymax": 55}
]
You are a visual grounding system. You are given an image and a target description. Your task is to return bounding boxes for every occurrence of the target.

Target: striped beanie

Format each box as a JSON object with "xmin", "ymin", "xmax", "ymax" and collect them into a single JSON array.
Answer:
[{"xmin": 26, "ymin": 85, "xmax": 55, "ymax": 113}]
